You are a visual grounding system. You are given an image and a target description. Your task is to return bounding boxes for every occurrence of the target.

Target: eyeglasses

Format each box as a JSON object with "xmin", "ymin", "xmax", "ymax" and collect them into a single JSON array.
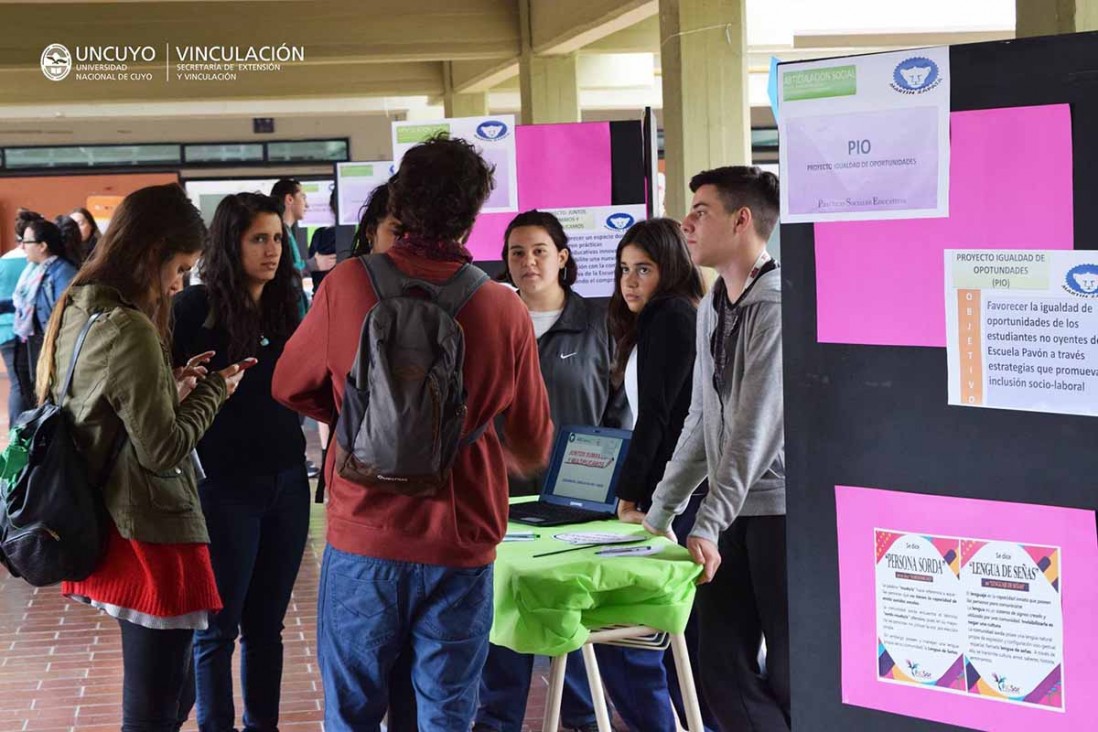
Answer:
[{"xmin": 18, "ymin": 239, "xmax": 42, "ymax": 246}]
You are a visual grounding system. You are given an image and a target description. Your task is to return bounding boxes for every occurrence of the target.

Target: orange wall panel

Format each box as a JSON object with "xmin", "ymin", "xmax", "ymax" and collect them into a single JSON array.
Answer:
[{"xmin": 0, "ymin": 172, "xmax": 179, "ymax": 253}]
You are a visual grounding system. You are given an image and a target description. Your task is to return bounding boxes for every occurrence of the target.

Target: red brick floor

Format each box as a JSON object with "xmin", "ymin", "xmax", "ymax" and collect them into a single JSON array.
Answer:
[{"xmin": 0, "ymin": 374, "xmax": 563, "ymax": 731}]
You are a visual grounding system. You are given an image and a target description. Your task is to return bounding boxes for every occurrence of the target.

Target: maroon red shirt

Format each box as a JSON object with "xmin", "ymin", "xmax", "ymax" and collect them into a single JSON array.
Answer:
[{"xmin": 273, "ymin": 247, "xmax": 553, "ymax": 568}]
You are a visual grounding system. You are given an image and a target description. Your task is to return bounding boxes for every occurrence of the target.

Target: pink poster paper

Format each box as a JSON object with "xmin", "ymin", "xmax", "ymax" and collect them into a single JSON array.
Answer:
[
  {"xmin": 836, "ymin": 485, "xmax": 1098, "ymax": 730},
  {"xmin": 465, "ymin": 122, "xmax": 614, "ymax": 262},
  {"xmin": 516, "ymin": 123, "xmax": 612, "ymax": 210},
  {"xmin": 815, "ymin": 104, "xmax": 1074, "ymax": 347},
  {"xmin": 464, "ymin": 212, "xmax": 512, "ymax": 262}
]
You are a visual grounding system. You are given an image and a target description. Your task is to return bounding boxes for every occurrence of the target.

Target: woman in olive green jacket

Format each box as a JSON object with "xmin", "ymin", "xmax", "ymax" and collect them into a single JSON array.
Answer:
[{"xmin": 36, "ymin": 184, "xmax": 251, "ymax": 731}]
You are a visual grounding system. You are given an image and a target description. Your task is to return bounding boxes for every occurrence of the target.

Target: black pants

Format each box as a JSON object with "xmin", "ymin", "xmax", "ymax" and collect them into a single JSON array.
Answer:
[
  {"xmin": 192, "ymin": 465, "xmax": 310, "ymax": 731},
  {"xmin": 119, "ymin": 618, "xmax": 196, "ymax": 732},
  {"xmin": 697, "ymin": 515, "xmax": 790, "ymax": 732}
]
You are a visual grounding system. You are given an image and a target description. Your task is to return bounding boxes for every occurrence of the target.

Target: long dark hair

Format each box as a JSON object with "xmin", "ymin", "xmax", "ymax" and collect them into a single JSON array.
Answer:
[
  {"xmin": 495, "ymin": 210, "xmax": 577, "ymax": 289},
  {"xmin": 37, "ymin": 184, "xmax": 207, "ymax": 402},
  {"xmin": 54, "ymin": 215, "xmax": 84, "ymax": 265},
  {"xmin": 608, "ymin": 218, "xmax": 705, "ymax": 385},
  {"xmin": 350, "ymin": 178, "xmax": 393, "ymax": 257},
  {"xmin": 70, "ymin": 207, "xmax": 100, "ymax": 241},
  {"xmin": 202, "ymin": 192, "xmax": 302, "ymax": 362}
]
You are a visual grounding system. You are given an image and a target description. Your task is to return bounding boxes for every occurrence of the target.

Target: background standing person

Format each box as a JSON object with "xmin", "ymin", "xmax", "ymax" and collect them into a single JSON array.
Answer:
[
  {"xmin": 69, "ymin": 206, "xmax": 100, "ymax": 261},
  {"xmin": 643, "ymin": 167, "xmax": 789, "ymax": 732},
  {"xmin": 350, "ymin": 177, "xmax": 400, "ymax": 258},
  {"xmin": 39, "ymin": 183, "xmax": 250, "ymax": 730},
  {"xmin": 307, "ymin": 189, "xmax": 340, "ymax": 290},
  {"xmin": 0, "ymin": 212, "xmax": 32, "ymax": 425},
  {"xmin": 270, "ymin": 178, "xmax": 310, "ymax": 288},
  {"xmin": 55, "ymin": 214, "xmax": 85, "ymax": 265},
  {"xmin": 2, "ymin": 218, "xmax": 78, "ymax": 396},
  {"xmin": 172, "ymin": 192, "xmax": 309, "ymax": 732},
  {"xmin": 273, "ymin": 136, "xmax": 553, "ymax": 731}
]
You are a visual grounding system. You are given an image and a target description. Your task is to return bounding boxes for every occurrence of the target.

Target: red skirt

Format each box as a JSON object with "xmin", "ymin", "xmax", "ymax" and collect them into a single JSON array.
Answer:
[{"xmin": 61, "ymin": 525, "xmax": 221, "ymax": 617}]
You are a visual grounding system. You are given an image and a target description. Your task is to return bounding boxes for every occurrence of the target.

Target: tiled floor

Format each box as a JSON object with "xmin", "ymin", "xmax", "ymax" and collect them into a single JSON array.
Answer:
[{"xmin": 0, "ymin": 375, "xmax": 563, "ymax": 731}]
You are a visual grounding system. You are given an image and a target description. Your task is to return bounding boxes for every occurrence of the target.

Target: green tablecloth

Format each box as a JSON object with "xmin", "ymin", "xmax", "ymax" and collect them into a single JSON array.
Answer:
[{"xmin": 490, "ymin": 503, "xmax": 702, "ymax": 656}]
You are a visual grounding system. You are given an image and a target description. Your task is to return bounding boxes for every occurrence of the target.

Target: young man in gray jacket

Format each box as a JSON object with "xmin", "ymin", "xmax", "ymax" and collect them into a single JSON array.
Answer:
[{"xmin": 643, "ymin": 166, "xmax": 788, "ymax": 731}]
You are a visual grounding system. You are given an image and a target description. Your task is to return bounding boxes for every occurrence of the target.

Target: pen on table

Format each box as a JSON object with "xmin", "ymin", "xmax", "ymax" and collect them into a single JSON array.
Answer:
[{"xmin": 531, "ymin": 538, "xmax": 647, "ymax": 558}]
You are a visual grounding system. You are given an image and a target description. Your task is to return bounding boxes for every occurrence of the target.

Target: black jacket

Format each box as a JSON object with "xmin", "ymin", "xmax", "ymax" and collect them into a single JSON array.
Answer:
[
  {"xmin": 615, "ymin": 295, "xmax": 697, "ymax": 506},
  {"xmin": 509, "ymin": 291, "xmax": 624, "ymax": 496},
  {"xmin": 171, "ymin": 285, "xmax": 306, "ymax": 479}
]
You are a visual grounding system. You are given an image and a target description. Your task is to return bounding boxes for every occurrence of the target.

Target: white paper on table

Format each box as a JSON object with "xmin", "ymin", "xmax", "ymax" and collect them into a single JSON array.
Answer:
[
  {"xmin": 596, "ymin": 545, "xmax": 662, "ymax": 558},
  {"xmin": 553, "ymin": 532, "xmax": 643, "ymax": 546}
]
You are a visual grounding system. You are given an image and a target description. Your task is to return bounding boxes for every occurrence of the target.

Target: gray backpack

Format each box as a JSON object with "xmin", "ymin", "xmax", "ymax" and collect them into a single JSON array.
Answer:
[{"xmin": 334, "ymin": 254, "xmax": 490, "ymax": 497}]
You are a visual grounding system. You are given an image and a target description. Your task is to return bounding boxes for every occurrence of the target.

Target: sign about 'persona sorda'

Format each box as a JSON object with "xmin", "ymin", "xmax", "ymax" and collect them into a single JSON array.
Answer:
[
  {"xmin": 875, "ymin": 530, "xmax": 1064, "ymax": 710},
  {"xmin": 39, "ymin": 43, "xmax": 305, "ymax": 84}
]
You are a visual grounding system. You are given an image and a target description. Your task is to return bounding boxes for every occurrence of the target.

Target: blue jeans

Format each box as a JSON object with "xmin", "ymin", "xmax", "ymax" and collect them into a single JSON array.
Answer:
[
  {"xmin": 591, "ymin": 645, "xmax": 677, "ymax": 731},
  {"xmin": 477, "ymin": 644, "xmax": 597, "ymax": 730},
  {"xmin": 192, "ymin": 465, "xmax": 311, "ymax": 731},
  {"xmin": 318, "ymin": 545, "xmax": 494, "ymax": 731},
  {"xmin": 1, "ymin": 338, "xmax": 31, "ymax": 427}
]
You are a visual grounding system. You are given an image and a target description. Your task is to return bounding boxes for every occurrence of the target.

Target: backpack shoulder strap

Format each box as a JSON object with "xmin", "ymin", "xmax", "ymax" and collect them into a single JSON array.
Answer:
[
  {"xmin": 362, "ymin": 255, "xmax": 489, "ymax": 317},
  {"xmin": 361, "ymin": 254, "xmax": 411, "ymax": 303},
  {"xmin": 57, "ymin": 311, "xmax": 105, "ymax": 406},
  {"xmin": 435, "ymin": 264, "xmax": 490, "ymax": 317}
]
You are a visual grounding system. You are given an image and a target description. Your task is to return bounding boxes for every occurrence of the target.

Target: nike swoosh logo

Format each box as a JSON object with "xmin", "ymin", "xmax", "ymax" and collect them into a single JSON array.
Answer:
[{"xmin": 560, "ymin": 352, "xmax": 577, "ymax": 360}]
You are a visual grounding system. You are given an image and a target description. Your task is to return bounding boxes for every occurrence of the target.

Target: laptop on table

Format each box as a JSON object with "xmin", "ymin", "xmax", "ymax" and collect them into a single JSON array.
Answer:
[{"xmin": 509, "ymin": 425, "xmax": 632, "ymax": 527}]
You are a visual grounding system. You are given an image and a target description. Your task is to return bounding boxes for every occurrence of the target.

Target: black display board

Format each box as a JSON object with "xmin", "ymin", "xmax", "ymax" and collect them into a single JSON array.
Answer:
[{"xmin": 782, "ymin": 32, "xmax": 1098, "ymax": 731}]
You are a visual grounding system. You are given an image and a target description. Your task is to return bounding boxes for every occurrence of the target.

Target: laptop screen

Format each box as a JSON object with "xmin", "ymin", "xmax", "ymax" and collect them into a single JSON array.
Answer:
[{"xmin": 543, "ymin": 426, "xmax": 631, "ymax": 509}]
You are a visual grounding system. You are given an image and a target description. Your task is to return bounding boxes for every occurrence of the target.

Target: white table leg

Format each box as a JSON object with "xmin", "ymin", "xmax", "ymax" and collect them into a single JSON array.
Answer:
[
  {"xmin": 542, "ymin": 653, "xmax": 568, "ymax": 732},
  {"xmin": 671, "ymin": 632, "xmax": 705, "ymax": 731},
  {"xmin": 581, "ymin": 643, "xmax": 613, "ymax": 732}
]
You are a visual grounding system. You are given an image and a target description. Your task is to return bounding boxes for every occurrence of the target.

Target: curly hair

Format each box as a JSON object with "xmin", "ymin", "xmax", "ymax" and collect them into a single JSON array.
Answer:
[
  {"xmin": 608, "ymin": 218, "xmax": 705, "ymax": 385},
  {"xmin": 389, "ymin": 135, "xmax": 494, "ymax": 243},
  {"xmin": 202, "ymin": 192, "xmax": 302, "ymax": 362},
  {"xmin": 495, "ymin": 210, "xmax": 577, "ymax": 289},
  {"xmin": 14, "ymin": 209, "xmax": 44, "ymax": 240}
]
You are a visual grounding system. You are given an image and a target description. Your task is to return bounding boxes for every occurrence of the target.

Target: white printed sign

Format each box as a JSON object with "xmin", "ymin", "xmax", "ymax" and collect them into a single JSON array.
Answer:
[
  {"xmin": 391, "ymin": 115, "xmax": 518, "ymax": 214},
  {"xmin": 946, "ymin": 249, "xmax": 1098, "ymax": 417}
]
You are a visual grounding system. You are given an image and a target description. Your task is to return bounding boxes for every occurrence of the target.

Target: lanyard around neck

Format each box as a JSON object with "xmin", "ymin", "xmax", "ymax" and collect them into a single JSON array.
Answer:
[{"xmin": 728, "ymin": 250, "xmax": 773, "ymax": 307}]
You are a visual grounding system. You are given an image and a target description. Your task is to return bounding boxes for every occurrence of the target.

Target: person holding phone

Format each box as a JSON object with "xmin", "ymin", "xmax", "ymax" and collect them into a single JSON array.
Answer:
[
  {"xmin": 39, "ymin": 184, "xmax": 248, "ymax": 729},
  {"xmin": 171, "ymin": 192, "xmax": 309, "ymax": 732}
]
